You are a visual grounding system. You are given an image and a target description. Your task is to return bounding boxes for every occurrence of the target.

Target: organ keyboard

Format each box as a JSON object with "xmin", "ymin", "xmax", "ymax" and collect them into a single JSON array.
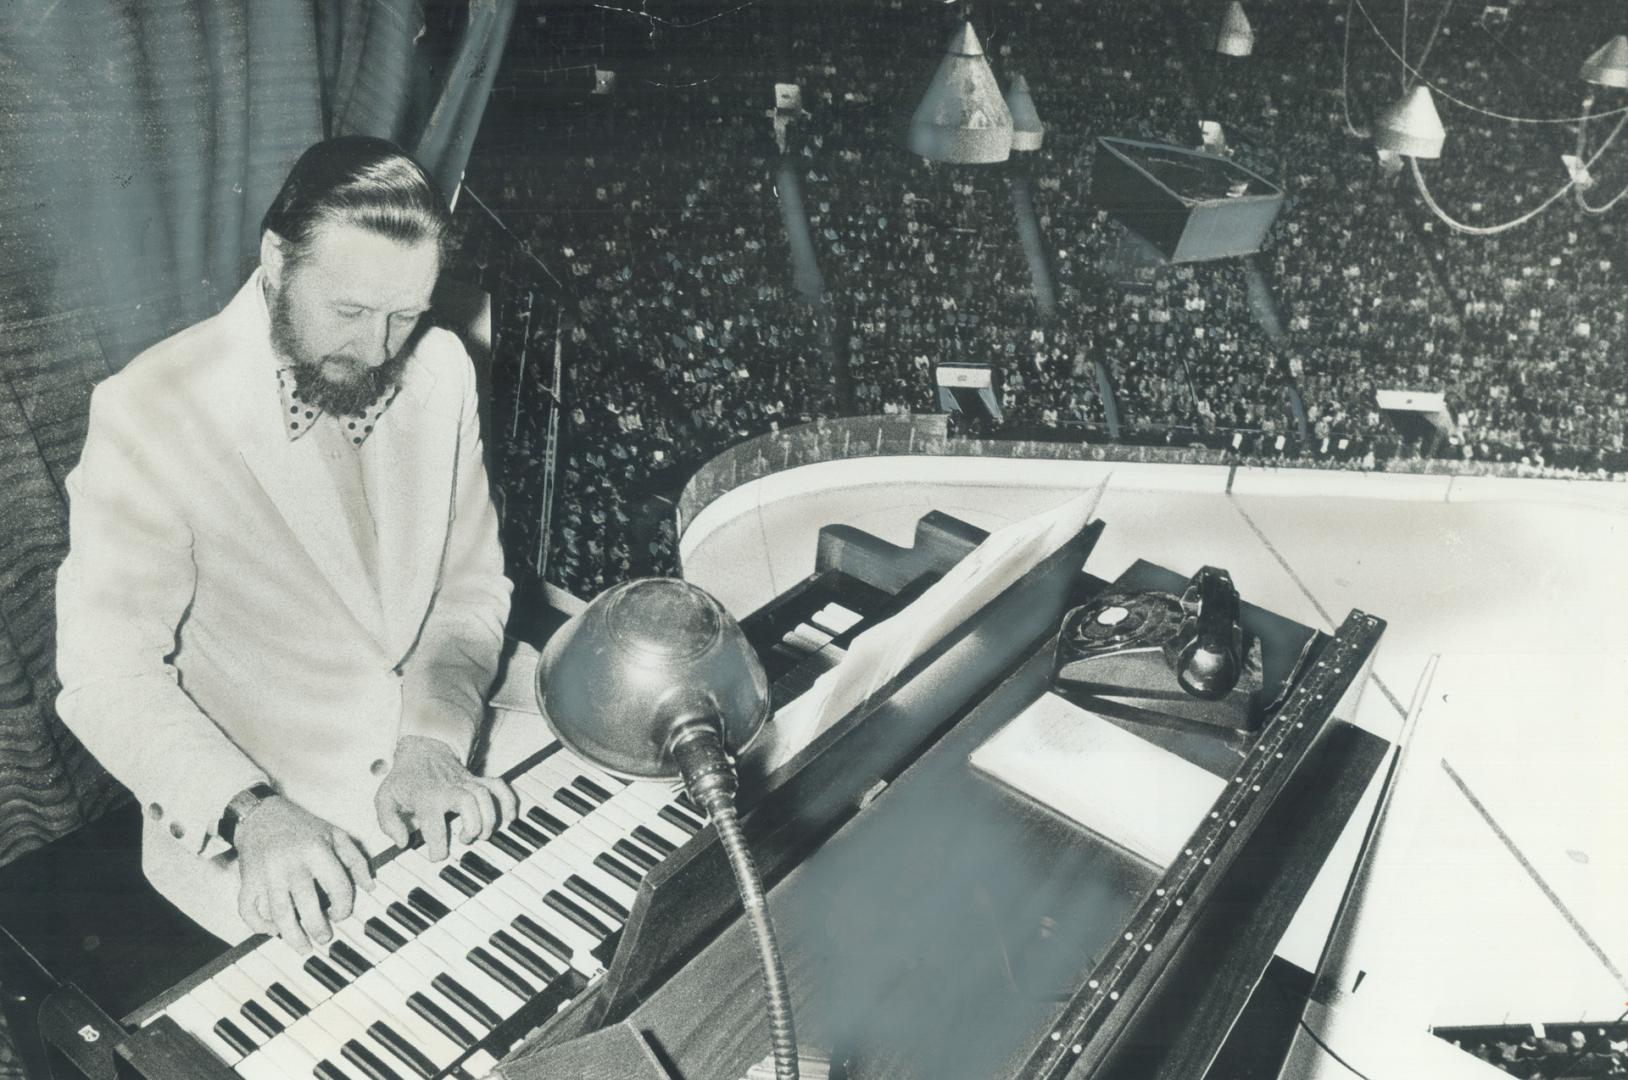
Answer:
[{"xmin": 133, "ymin": 745, "xmax": 703, "ymax": 1080}]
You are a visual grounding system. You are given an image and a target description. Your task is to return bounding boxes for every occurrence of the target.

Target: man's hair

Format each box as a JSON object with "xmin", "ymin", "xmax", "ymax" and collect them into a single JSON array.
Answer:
[{"xmin": 261, "ymin": 136, "xmax": 451, "ymax": 263}]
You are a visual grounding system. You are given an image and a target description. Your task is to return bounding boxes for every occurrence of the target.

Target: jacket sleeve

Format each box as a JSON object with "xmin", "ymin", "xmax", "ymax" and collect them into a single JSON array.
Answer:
[
  {"xmin": 56, "ymin": 380, "xmax": 270, "ymax": 859},
  {"xmin": 396, "ymin": 344, "xmax": 514, "ymax": 763}
]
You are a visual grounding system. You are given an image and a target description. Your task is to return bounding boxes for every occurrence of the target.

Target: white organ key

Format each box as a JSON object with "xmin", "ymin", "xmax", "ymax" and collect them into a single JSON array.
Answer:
[
  {"xmin": 466, "ymin": 1048, "xmax": 501, "ymax": 1076},
  {"xmin": 276, "ymin": 1014, "xmax": 351, "ymax": 1076},
  {"xmin": 161, "ymin": 993, "xmax": 244, "ymax": 1067},
  {"xmin": 255, "ymin": 939, "xmax": 334, "ymax": 1012},
  {"xmin": 810, "ymin": 601, "xmax": 863, "ymax": 634},
  {"xmin": 235, "ymin": 1033, "xmax": 320, "ymax": 1079},
  {"xmin": 786, "ymin": 622, "xmax": 834, "ymax": 649}
]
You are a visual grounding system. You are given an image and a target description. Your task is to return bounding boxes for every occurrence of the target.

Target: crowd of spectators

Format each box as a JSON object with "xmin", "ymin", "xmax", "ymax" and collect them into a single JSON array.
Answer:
[
  {"xmin": 453, "ymin": 0, "xmax": 1628, "ymax": 600},
  {"xmin": 1443, "ymin": 1025, "xmax": 1628, "ymax": 1077}
]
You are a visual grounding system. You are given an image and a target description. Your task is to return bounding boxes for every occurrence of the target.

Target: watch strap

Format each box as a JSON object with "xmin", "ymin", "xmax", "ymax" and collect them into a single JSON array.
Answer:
[{"xmin": 218, "ymin": 782, "xmax": 277, "ymax": 846}]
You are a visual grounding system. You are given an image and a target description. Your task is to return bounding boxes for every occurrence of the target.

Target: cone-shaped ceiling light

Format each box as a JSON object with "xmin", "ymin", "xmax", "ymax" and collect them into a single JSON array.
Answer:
[
  {"xmin": 1006, "ymin": 75, "xmax": 1044, "ymax": 151},
  {"xmin": 907, "ymin": 22, "xmax": 1013, "ymax": 164},
  {"xmin": 1216, "ymin": 2, "xmax": 1254, "ymax": 57},
  {"xmin": 1374, "ymin": 85, "xmax": 1445, "ymax": 158},
  {"xmin": 1580, "ymin": 35, "xmax": 1628, "ymax": 89}
]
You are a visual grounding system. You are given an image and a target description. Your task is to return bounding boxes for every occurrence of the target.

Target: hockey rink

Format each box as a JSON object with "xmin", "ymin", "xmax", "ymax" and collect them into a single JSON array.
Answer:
[{"xmin": 680, "ymin": 456, "xmax": 1628, "ymax": 1075}]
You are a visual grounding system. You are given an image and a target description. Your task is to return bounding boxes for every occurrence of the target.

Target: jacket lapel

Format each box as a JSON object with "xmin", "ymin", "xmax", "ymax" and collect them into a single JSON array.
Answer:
[{"xmin": 228, "ymin": 274, "xmax": 388, "ymax": 647}]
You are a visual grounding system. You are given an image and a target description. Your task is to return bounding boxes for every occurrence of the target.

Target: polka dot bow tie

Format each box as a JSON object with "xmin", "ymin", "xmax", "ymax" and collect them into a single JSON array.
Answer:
[{"xmin": 277, "ymin": 367, "xmax": 398, "ymax": 446}]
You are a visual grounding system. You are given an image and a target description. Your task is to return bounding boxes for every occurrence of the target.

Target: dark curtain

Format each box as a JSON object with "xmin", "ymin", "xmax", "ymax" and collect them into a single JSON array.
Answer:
[{"xmin": 0, "ymin": 0, "xmax": 514, "ymax": 989}]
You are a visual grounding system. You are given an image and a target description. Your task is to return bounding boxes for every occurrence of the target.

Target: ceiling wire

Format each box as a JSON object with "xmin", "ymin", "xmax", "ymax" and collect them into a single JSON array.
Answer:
[
  {"xmin": 1407, "ymin": 0, "xmax": 1456, "ymax": 89},
  {"xmin": 1350, "ymin": 0, "xmax": 1628, "ymax": 124},
  {"xmin": 1410, "ymin": 107, "xmax": 1628, "ymax": 233},
  {"xmin": 1341, "ymin": 0, "xmax": 1369, "ymax": 136},
  {"xmin": 1575, "ymin": 98, "xmax": 1628, "ymax": 212}
]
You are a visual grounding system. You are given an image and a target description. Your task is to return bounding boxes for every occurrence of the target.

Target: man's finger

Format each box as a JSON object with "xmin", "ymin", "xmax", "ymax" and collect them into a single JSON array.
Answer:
[
  {"xmin": 468, "ymin": 783, "xmax": 499, "ymax": 841},
  {"xmin": 239, "ymin": 888, "xmax": 275, "ymax": 936},
  {"xmin": 310, "ymin": 847, "xmax": 356, "ymax": 925},
  {"xmin": 375, "ymin": 790, "xmax": 411, "ymax": 849},
  {"xmin": 455, "ymin": 788, "xmax": 486, "ymax": 845},
  {"xmin": 334, "ymin": 831, "xmax": 374, "ymax": 892},
  {"xmin": 420, "ymin": 803, "xmax": 452, "ymax": 862},
  {"xmin": 290, "ymin": 877, "xmax": 331, "ymax": 947},
  {"xmin": 487, "ymin": 778, "xmax": 520, "ymax": 826},
  {"xmin": 268, "ymin": 890, "xmax": 309, "ymax": 953}
]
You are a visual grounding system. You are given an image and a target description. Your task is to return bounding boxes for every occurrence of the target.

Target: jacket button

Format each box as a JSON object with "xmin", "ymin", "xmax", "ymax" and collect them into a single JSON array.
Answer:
[
  {"xmin": 370, "ymin": 758, "xmax": 389, "ymax": 777},
  {"xmin": 147, "ymin": 802, "xmax": 164, "ymax": 821},
  {"xmin": 168, "ymin": 822, "xmax": 185, "ymax": 840}
]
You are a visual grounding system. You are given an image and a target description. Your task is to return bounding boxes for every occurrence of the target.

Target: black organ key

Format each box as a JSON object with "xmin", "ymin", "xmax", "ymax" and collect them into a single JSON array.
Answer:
[
  {"xmin": 430, "ymin": 974, "xmax": 503, "ymax": 1031},
  {"xmin": 674, "ymin": 791, "xmax": 702, "ymax": 817},
  {"xmin": 366, "ymin": 1021, "xmax": 438, "ymax": 1079},
  {"xmin": 239, "ymin": 999, "xmax": 284, "ymax": 1038},
  {"xmin": 328, "ymin": 939, "xmax": 373, "ymax": 978},
  {"xmin": 512, "ymin": 915, "xmax": 574, "ymax": 965},
  {"xmin": 545, "ymin": 890, "xmax": 612, "ymax": 939},
  {"xmin": 315, "ymin": 1061, "xmax": 355, "ymax": 1080},
  {"xmin": 407, "ymin": 887, "xmax": 450, "ymax": 922},
  {"xmin": 571, "ymin": 776, "xmax": 613, "ymax": 803},
  {"xmin": 407, "ymin": 991, "xmax": 477, "ymax": 1049},
  {"xmin": 633, "ymin": 826, "xmax": 677, "ymax": 856},
  {"xmin": 614, "ymin": 838, "xmax": 661, "ymax": 871},
  {"xmin": 387, "ymin": 901, "xmax": 431, "ymax": 935},
  {"xmin": 659, "ymin": 806, "xmax": 703, "ymax": 835},
  {"xmin": 467, "ymin": 946, "xmax": 535, "ymax": 1000},
  {"xmin": 595, "ymin": 851, "xmax": 644, "ymax": 889},
  {"xmin": 526, "ymin": 807, "xmax": 569, "ymax": 836},
  {"xmin": 439, "ymin": 865, "xmax": 482, "ymax": 897},
  {"xmin": 491, "ymin": 929, "xmax": 561, "ymax": 983},
  {"xmin": 342, "ymin": 1038, "xmax": 405, "ymax": 1080},
  {"xmin": 459, "ymin": 852, "xmax": 502, "ymax": 885},
  {"xmin": 305, "ymin": 955, "xmax": 351, "ymax": 992},
  {"xmin": 488, "ymin": 830, "xmax": 530, "ymax": 862},
  {"xmin": 211, "ymin": 1017, "xmax": 258, "ymax": 1056},
  {"xmin": 553, "ymin": 787, "xmax": 596, "ymax": 817},
  {"xmin": 508, "ymin": 819, "xmax": 550, "ymax": 849},
  {"xmin": 565, "ymin": 874, "xmax": 630, "ymax": 921},
  {"xmin": 364, "ymin": 917, "xmax": 409, "ymax": 952},
  {"xmin": 266, "ymin": 981, "xmax": 310, "ymax": 1020}
]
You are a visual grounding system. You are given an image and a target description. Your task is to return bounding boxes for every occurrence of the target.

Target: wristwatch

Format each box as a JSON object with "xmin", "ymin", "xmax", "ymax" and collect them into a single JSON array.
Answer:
[{"xmin": 218, "ymin": 783, "xmax": 277, "ymax": 845}]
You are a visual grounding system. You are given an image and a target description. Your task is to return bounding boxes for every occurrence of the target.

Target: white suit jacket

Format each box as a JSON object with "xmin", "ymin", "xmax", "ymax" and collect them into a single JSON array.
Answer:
[{"xmin": 56, "ymin": 272, "xmax": 512, "ymax": 941}]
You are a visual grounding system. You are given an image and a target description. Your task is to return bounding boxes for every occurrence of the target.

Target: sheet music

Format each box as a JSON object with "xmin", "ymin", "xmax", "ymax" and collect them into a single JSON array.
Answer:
[{"xmin": 752, "ymin": 478, "xmax": 1107, "ymax": 774}]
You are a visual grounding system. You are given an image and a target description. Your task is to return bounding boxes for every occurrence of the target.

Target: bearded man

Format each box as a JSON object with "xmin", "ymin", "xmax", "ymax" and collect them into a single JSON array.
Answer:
[{"xmin": 56, "ymin": 136, "xmax": 518, "ymax": 951}]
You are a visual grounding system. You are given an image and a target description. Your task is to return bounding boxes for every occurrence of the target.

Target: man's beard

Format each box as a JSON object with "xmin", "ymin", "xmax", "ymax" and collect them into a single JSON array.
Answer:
[{"xmin": 267, "ymin": 282, "xmax": 415, "ymax": 416}]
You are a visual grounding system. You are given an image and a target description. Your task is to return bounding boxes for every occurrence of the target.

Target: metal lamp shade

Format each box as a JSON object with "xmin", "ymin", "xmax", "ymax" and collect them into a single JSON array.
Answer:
[
  {"xmin": 907, "ymin": 22, "xmax": 1013, "ymax": 164},
  {"xmin": 536, "ymin": 578, "xmax": 771, "ymax": 781},
  {"xmin": 1580, "ymin": 35, "xmax": 1628, "ymax": 89},
  {"xmin": 1374, "ymin": 85, "xmax": 1445, "ymax": 159},
  {"xmin": 1006, "ymin": 75, "xmax": 1044, "ymax": 152},
  {"xmin": 1216, "ymin": 2, "xmax": 1254, "ymax": 57}
]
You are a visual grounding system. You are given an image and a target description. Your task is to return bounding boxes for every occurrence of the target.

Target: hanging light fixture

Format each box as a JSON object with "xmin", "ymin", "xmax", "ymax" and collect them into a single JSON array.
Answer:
[
  {"xmin": 1215, "ymin": 2, "xmax": 1254, "ymax": 58},
  {"xmin": 1374, "ymin": 85, "xmax": 1445, "ymax": 159},
  {"xmin": 1006, "ymin": 75, "xmax": 1044, "ymax": 152},
  {"xmin": 906, "ymin": 21, "xmax": 1013, "ymax": 164},
  {"xmin": 1580, "ymin": 35, "xmax": 1628, "ymax": 89}
]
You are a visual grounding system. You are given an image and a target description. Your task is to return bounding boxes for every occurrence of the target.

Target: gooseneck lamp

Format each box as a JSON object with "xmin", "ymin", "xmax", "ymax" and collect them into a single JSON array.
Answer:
[{"xmin": 535, "ymin": 579, "xmax": 799, "ymax": 1080}]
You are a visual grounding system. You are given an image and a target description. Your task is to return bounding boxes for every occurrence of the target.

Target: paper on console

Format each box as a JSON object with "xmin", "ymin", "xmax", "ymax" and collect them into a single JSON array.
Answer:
[{"xmin": 752, "ymin": 478, "xmax": 1108, "ymax": 775}]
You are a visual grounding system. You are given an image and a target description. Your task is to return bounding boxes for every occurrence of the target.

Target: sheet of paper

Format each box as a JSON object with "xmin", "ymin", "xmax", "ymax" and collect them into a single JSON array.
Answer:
[
  {"xmin": 969, "ymin": 691, "xmax": 1225, "ymax": 869},
  {"xmin": 756, "ymin": 478, "xmax": 1107, "ymax": 774}
]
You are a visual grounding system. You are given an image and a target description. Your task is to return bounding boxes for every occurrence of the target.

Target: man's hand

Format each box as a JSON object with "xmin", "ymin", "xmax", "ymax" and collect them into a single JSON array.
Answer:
[
  {"xmin": 235, "ymin": 797, "xmax": 372, "ymax": 952},
  {"xmin": 374, "ymin": 735, "xmax": 518, "ymax": 862}
]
